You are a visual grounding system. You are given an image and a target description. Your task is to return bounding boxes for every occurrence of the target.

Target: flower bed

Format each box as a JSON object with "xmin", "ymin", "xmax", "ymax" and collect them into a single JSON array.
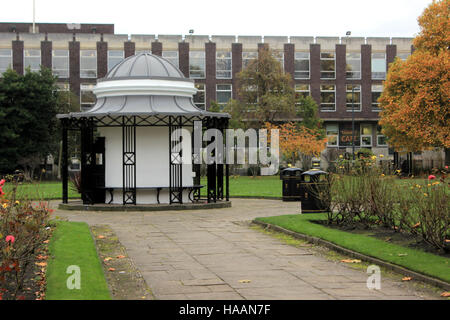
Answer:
[
  {"xmin": 0, "ymin": 175, "xmax": 52, "ymax": 300},
  {"xmin": 312, "ymin": 157, "xmax": 449, "ymax": 253}
]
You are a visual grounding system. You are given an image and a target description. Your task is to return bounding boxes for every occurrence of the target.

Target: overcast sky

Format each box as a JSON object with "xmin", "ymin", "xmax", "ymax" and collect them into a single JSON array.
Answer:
[{"xmin": 1, "ymin": 0, "xmax": 433, "ymax": 38}]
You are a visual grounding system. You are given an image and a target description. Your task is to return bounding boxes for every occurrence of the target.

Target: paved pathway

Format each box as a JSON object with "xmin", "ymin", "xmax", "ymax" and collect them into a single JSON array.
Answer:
[{"xmin": 53, "ymin": 199, "xmax": 439, "ymax": 300}]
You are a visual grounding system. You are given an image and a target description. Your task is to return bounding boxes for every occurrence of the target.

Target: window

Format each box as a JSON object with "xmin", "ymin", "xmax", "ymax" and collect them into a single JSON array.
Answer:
[
  {"xmin": 162, "ymin": 51, "xmax": 179, "ymax": 68},
  {"xmin": 295, "ymin": 84, "xmax": 310, "ymax": 101},
  {"xmin": 326, "ymin": 124, "xmax": 339, "ymax": 147},
  {"xmin": 346, "ymin": 53, "xmax": 361, "ymax": 79},
  {"xmin": 0, "ymin": 49, "xmax": 12, "ymax": 76},
  {"xmin": 80, "ymin": 83, "xmax": 96, "ymax": 109},
  {"xmin": 372, "ymin": 84, "xmax": 383, "ymax": 111},
  {"xmin": 52, "ymin": 50, "xmax": 69, "ymax": 78},
  {"xmin": 56, "ymin": 83, "xmax": 71, "ymax": 109},
  {"xmin": 193, "ymin": 83, "xmax": 205, "ymax": 109},
  {"xmin": 360, "ymin": 124, "xmax": 373, "ymax": 147},
  {"xmin": 294, "ymin": 52, "xmax": 309, "ymax": 79},
  {"xmin": 216, "ymin": 51, "xmax": 232, "ymax": 79},
  {"xmin": 320, "ymin": 52, "xmax": 335, "ymax": 79},
  {"xmin": 242, "ymin": 51, "xmax": 257, "ymax": 69},
  {"xmin": 80, "ymin": 50, "xmax": 97, "ymax": 78},
  {"xmin": 346, "ymin": 85, "xmax": 361, "ymax": 112},
  {"xmin": 397, "ymin": 52, "xmax": 410, "ymax": 61},
  {"xmin": 189, "ymin": 51, "xmax": 205, "ymax": 78},
  {"xmin": 320, "ymin": 84, "xmax": 335, "ymax": 111},
  {"xmin": 135, "ymin": 50, "xmax": 151, "ymax": 55},
  {"xmin": 24, "ymin": 49, "xmax": 41, "ymax": 72},
  {"xmin": 371, "ymin": 53, "xmax": 386, "ymax": 79},
  {"xmin": 377, "ymin": 126, "xmax": 387, "ymax": 146},
  {"xmin": 216, "ymin": 84, "xmax": 232, "ymax": 107},
  {"xmin": 272, "ymin": 51, "xmax": 284, "ymax": 71},
  {"xmin": 108, "ymin": 50, "xmax": 124, "ymax": 71}
]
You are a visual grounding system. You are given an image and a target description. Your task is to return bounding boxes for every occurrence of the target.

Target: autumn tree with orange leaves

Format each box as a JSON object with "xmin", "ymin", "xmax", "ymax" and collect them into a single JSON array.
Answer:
[
  {"xmin": 265, "ymin": 122, "xmax": 327, "ymax": 166},
  {"xmin": 379, "ymin": 0, "xmax": 450, "ymax": 164}
]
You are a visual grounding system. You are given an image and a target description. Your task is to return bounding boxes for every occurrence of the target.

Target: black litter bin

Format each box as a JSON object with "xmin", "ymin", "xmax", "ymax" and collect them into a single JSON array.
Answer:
[
  {"xmin": 300, "ymin": 169, "xmax": 329, "ymax": 213},
  {"xmin": 281, "ymin": 168, "xmax": 304, "ymax": 201}
]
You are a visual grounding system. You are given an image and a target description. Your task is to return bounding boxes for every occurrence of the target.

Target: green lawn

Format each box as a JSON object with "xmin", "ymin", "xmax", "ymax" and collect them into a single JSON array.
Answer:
[
  {"xmin": 256, "ymin": 213, "xmax": 450, "ymax": 283},
  {"xmin": 46, "ymin": 220, "xmax": 111, "ymax": 300},
  {"xmin": 3, "ymin": 181, "xmax": 79, "ymax": 200},
  {"xmin": 1, "ymin": 175, "xmax": 431, "ymax": 200}
]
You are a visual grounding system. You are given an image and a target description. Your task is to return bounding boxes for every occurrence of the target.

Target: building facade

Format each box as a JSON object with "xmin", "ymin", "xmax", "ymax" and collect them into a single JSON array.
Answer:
[{"xmin": 1, "ymin": 22, "xmax": 443, "ymax": 170}]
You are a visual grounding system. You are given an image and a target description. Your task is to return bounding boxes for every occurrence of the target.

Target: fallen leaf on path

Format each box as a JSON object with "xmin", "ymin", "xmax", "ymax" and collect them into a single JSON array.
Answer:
[
  {"xmin": 412, "ymin": 222, "xmax": 420, "ymax": 228},
  {"xmin": 36, "ymin": 255, "xmax": 48, "ymax": 260},
  {"xmin": 341, "ymin": 259, "xmax": 361, "ymax": 263},
  {"xmin": 402, "ymin": 277, "xmax": 412, "ymax": 281},
  {"xmin": 238, "ymin": 280, "xmax": 251, "ymax": 283},
  {"xmin": 116, "ymin": 255, "xmax": 126, "ymax": 259},
  {"xmin": 108, "ymin": 268, "xmax": 115, "ymax": 272},
  {"xmin": 104, "ymin": 257, "xmax": 113, "ymax": 262},
  {"xmin": 440, "ymin": 292, "xmax": 450, "ymax": 297},
  {"xmin": 398, "ymin": 253, "xmax": 408, "ymax": 257},
  {"xmin": 35, "ymin": 262, "xmax": 47, "ymax": 267},
  {"xmin": 43, "ymin": 240, "xmax": 50, "ymax": 244},
  {"xmin": 97, "ymin": 235, "xmax": 106, "ymax": 239}
]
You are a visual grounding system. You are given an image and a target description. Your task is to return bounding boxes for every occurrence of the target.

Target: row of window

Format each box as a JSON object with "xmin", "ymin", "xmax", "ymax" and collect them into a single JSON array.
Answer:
[
  {"xmin": 58, "ymin": 81, "xmax": 384, "ymax": 112},
  {"xmin": 56, "ymin": 82, "xmax": 233, "ymax": 110},
  {"xmin": 326, "ymin": 123, "xmax": 387, "ymax": 148},
  {"xmin": 0, "ymin": 48, "xmax": 411, "ymax": 80}
]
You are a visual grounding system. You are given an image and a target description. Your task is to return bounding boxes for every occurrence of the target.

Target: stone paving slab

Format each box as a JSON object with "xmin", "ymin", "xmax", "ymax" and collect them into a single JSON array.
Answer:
[{"xmin": 52, "ymin": 199, "xmax": 442, "ymax": 300}]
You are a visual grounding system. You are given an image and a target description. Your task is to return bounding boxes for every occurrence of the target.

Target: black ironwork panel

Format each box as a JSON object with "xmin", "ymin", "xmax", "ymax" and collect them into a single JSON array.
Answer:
[
  {"xmin": 122, "ymin": 116, "xmax": 137, "ymax": 205},
  {"xmin": 169, "ymin": 116, "xmax": 183, "ymax": 204},
  {"xmin": 81, "ymin": 120, "xmax": 95, "ymax": 204}
]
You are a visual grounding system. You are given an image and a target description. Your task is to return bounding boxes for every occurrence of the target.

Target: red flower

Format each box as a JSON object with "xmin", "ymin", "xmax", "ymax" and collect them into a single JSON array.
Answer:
[
  {"xmin": 0, "ymin": 179, "xmax": 5, "ymax": 186},
  {"xmin": 0, "ymin": 187, "xmax": 4, "ymax": 196},
  {"xmin": 5, "ymin": 235, "xmax": 15, "ymax": 244},
  {"xmin": 428, "ymin": 175, "xmax": 436, "ymax": 180}
]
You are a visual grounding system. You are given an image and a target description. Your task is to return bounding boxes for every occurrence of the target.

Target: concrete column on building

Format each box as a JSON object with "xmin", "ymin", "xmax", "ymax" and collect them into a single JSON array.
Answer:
[
  {"xmin": 231, "ymin": 43, "xmax": 242, "ymax": 100},
  {"xmin": 205, "ymin": 42, "xmax": 216, "ymax": 110},
  {"xmin": 97, "ymin": 39, "xmax": 108, "ymax": 78},
  {"xmin": 284, "ymin": 43, "xmax": 294, "ymax": 80},
  {"xmin": 124, "ymin": 41, "xmax": 135, "ymax": 58},
  {"xmin": 41, "ymin": 38, "xmax": 52, "ymax": 70},
  {"xmin": 309, "ymin": 43, "xmax": 321, "ymax": 108},
  {"xmin": 178, "ymin": 42, "xmax": 189, "ymax": 78},
  {"xmin": 12, "ymin": 36, "xmax": 24, "ymax": 75},
  {"xmin": 69, "ymin": 38, "xmax": 80, "ymax": 96},
  {"xmin": 361, "ymin": 44, "xmax": 371, "ymax": 115},
  {"xmin": 335, "ymin": 44, "xmax": 346, "ymax": 115},
  {"xmin": 151, "ymin": 41, "xmax": 162, "ymax": 56},
  {"xmin": 386, "ymin": 44, "xmax": 396, "ymax": 72}
]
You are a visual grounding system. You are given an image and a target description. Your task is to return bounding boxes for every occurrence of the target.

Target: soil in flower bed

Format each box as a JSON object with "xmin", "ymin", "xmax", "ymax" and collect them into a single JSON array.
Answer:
[
  {"xmin": 312, "ymin": 220, "xmax": 450, "ymax": 258},
  {"xmin": 0, "ymin": 234, "xmax": 50, "ymax": 300}
]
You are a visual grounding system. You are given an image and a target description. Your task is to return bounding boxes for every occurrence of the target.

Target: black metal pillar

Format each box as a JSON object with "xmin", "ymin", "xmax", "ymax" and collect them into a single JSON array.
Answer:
[
  {"xmin": 225, "ymin": 118, "xmax": 230, "ymax": 202},
  {"xmin": 169, "ymin": 116, "xmax": 183, "ymax": 204},
  {"xmin": 206, "ymin": 117, "xmax": 217, "ymax": 203},
  {"xmin": 62, "ymin": 119, "xmax": 68, "ymax": 204},
  {"xmin": 122, "ymin": 116, "xmax": 137, "ymax": 205},
  {"xmin": 216, "ymin": 118, "xmax": 224, "ymax": 200}
]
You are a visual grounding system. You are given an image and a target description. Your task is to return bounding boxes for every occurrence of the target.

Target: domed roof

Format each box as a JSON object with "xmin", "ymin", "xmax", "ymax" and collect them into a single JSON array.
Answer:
[{"xmin": 106, "ymin": 53, "xmax": 184, "ymax": 79}]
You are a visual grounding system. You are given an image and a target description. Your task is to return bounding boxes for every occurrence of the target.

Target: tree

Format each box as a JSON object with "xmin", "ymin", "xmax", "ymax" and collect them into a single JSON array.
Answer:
[
  {"xmin": 264, "ymin": 122, "xmax": 327, "ymax": 167},
  {"xmin": 224, "ymin": 47, "xmax": 296, "ymax": 128},
  {"xmin": 0, "ymin": 66, "xmax": 62, "ymax": 178},
  {"xmin": 378, "ymin": 0, "xmax": 450, "ymax": 164}
]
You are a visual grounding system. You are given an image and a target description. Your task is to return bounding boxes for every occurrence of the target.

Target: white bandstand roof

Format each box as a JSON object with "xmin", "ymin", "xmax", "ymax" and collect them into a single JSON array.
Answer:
[{"xmin": 57, "ymin": 53, "xmax": 229, "ymax": 119}]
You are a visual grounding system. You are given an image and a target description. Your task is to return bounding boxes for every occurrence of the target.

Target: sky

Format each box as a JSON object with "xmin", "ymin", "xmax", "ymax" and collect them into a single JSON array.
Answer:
[{"xmin": 0, "ymin": 0, "xmax": 434, "ymax": 38}]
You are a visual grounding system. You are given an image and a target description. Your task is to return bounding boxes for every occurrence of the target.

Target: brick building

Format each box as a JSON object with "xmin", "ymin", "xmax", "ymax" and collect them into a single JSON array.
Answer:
[{"xmin": 0, "ymin": 22, "xmax": 444, "ymax": 169}]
